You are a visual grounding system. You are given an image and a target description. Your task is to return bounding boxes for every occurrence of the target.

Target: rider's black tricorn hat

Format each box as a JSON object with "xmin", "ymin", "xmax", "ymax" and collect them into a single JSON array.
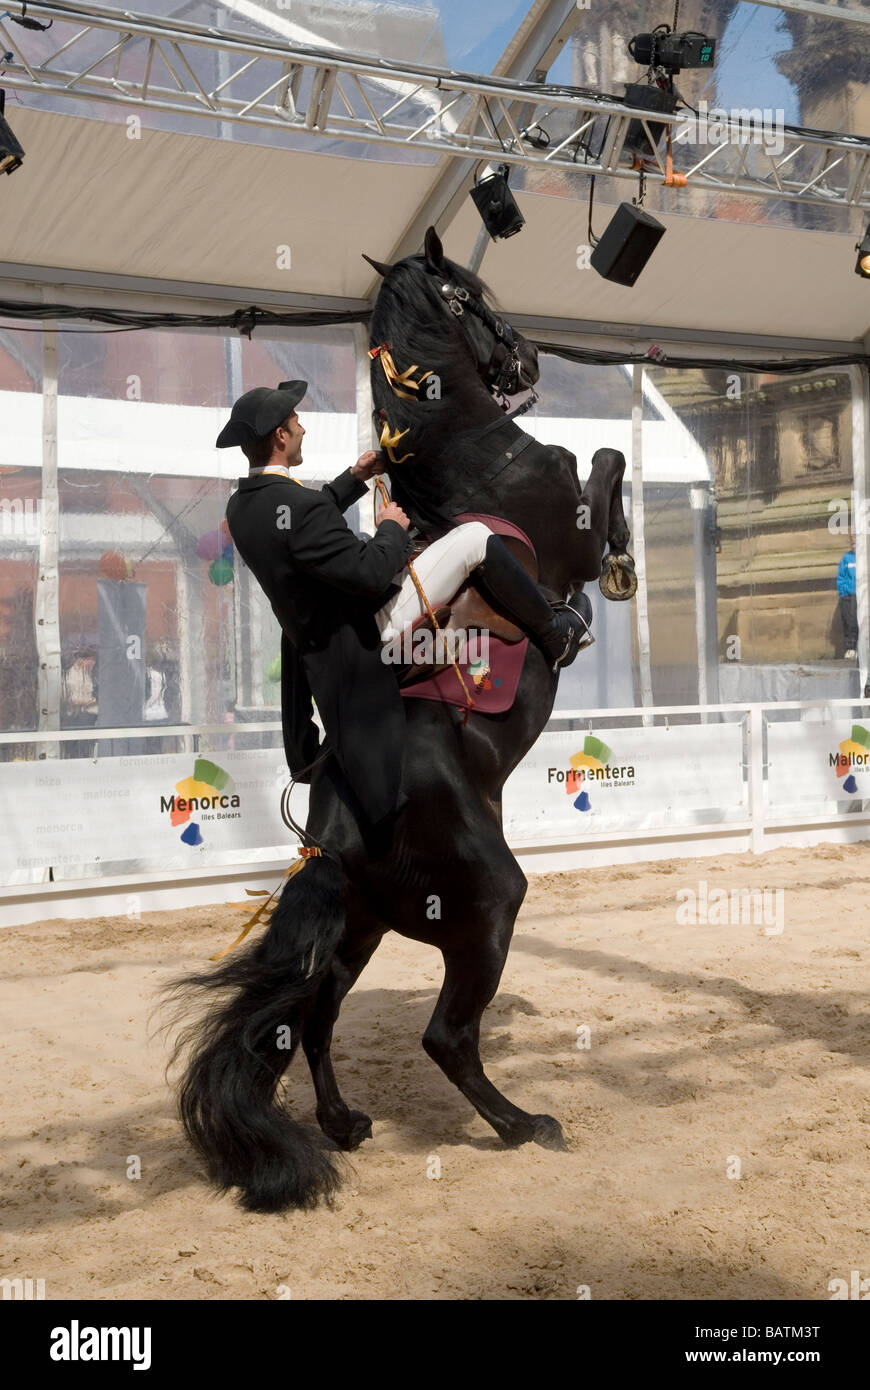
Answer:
[{"xmin": 215, "ymin": 380, "xmax": 307, "ymax": 448}]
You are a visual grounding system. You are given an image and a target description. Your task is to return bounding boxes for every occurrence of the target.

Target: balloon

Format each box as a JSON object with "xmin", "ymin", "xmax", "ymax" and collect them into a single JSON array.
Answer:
[
  {"xmin": 99, "ymin": 551, "xmax": 127, "ymax": 581},
  {"xmin": 208, "ymin": 556, "xmax": 234, "ymax": 586},
  {"xmin": 222, "ymin": 541, "xmax": 233, "ymax": 562},
  {"xmin": 266, "ymin": 655, "xmax": 282, "ymax": 683},
  {"xmin": 219, "ymin": 517, "xmax": 231, "ymax": 539},
  {"xmin": 197, "ymin": 529, "xmax": 224, "ymax": 561}
]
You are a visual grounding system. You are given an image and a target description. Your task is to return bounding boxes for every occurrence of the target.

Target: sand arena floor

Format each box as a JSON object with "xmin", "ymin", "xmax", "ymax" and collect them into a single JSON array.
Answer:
[{"xmin": 1, "ymin": 842, "xmax": 868, "ymax": 1301}]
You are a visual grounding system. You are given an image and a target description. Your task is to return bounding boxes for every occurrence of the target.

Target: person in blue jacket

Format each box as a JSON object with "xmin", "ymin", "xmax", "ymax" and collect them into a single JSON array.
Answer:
[{"xmin": 837, "ymin": 537, "xmax": 857, "ymax": 660}]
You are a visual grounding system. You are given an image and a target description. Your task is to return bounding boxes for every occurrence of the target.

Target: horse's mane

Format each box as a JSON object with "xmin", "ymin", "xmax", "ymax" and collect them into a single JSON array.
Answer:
[{"xmin": 368, "ymin": 254, "xmax": 504, "ymax": 532}]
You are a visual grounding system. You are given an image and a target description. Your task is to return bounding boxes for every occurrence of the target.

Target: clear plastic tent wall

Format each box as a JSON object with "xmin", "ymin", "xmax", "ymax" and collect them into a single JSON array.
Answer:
[
  {"xmin": 0, "ymin": 0, "xmax": 868, "ymax": 884},
  {"xmin": 1, "ymin": 321, "xmax": 862, "ymax": 874}
]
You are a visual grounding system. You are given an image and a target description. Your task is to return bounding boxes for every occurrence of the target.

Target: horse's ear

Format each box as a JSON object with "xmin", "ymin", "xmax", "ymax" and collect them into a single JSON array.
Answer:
[
  {"xmin": 362, "ymin": 253, "xmax": 393, "ymax": 277},
  {"xmin": 423, "ymin": 226, "xmax": 445, "ymax": 271}
]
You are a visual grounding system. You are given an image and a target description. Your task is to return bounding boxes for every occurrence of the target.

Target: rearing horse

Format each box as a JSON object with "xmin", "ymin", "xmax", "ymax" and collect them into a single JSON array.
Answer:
[{"xmin": 169, "ymin": 227, "xmax": 635, "ymax": 1212}]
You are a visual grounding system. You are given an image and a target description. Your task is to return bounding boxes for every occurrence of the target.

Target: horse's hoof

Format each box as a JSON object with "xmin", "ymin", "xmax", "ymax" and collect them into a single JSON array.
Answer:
[
  {"xmin": 531, "ymin": 1114, "xmax": 567, "ymax": 1151},
  {"xmin": 318, "ymin": 1108, "xmax": 372, "ymax": 1151},
  {"xmin": 599, "ymin": 553, "xmax": 637, "ymax": 602}
]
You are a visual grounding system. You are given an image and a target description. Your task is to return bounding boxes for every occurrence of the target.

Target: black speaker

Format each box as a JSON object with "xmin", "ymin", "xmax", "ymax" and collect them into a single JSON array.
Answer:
[
  {"xmin": 0, "ymin": 89, "xmax": 24, "ymax": 176},
  {"xmin": 590, "ymin": 203, "xmax": 666, "ymax": 287}
]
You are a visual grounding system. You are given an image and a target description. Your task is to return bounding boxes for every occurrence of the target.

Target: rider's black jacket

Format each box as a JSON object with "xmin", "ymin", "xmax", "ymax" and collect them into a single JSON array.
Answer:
[{"xmin": 225, "ymin": 468, "xmax": 413, "ymax": 825}]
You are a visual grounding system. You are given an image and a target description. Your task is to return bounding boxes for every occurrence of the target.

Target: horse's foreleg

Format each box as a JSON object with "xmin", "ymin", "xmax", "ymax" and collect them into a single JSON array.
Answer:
[
  {"xmin": 422, "ymin": 874, "xmax": 565, "ymax": 1150},
  {"xmin": 582, "ymin": 447, "xmax": 636, "ymax": 600},
  {"xmin": 302, "ymin": 920, "xmax": 383, "ymax": 1150}
]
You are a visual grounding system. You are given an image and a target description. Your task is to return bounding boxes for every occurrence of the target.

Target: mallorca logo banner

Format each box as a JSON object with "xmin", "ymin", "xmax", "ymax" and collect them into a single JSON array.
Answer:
[
  {"xmin": 767, "ymin": 718, "xmax": 870, "ymax": 810},
  {"xmin": 830, "ymin": 722, "xmax": 870, "ymax": 796}
]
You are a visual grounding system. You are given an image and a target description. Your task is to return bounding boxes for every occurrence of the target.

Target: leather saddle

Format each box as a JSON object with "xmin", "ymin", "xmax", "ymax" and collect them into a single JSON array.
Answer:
[{"xmin": 398, "ymin": 528, "xmax": 536, "ymax": 688}]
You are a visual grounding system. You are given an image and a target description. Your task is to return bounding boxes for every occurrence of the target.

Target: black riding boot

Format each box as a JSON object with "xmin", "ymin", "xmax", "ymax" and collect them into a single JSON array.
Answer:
[{"xmin": 474, "ymin": 534, "xmax": 589, "ymax": 669}]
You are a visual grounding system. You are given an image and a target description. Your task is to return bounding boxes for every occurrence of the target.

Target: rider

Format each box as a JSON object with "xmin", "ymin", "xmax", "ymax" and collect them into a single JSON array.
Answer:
[{"xmin": 219, "ymin": 380, "xmax": 586, "ymax": 828}]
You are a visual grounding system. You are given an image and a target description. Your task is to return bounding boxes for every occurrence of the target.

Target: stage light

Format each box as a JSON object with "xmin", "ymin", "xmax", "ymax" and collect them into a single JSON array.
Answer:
[
  {"xmin": 628, "ymin": 29, "xmax": 716, "ymax": 75},
  {"xmin": 469, "ymin": 163, "xmax": 525, "ymax": 240},
  {"xmin": 590, "ymin": 202, "xmax": 666, "ymax": 287},
  {"xmin": 856, "ymin": 225, "xmax": 870, "ymax": 279},
  {"xmin": 0, "ymin": 90, "xmax": 24, "ymax": 176}
]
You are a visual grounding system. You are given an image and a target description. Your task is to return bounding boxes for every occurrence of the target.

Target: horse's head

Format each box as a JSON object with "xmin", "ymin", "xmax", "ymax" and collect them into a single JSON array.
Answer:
[{"xmin": 364, "ymin": 226, "xmax": 539, "ymax": 402}]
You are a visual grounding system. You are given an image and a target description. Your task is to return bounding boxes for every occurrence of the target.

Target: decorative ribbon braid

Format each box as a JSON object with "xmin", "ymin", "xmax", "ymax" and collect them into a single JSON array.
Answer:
[
  {"xmin": 213, "ymin": 846, "xmax": 323, "ymax": 961},
  {"xmin": 378, "ymin": 419, "xmax": 414, "ymax": 465},
  {"xmin": 369, "ymin": 342, "xmax": 432, "ymax": 401}
]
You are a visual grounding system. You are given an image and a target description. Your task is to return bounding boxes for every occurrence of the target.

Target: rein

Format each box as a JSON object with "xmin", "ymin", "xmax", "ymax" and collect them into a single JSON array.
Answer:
[{"xmin": 468, "ymin": 390, "xmax": 539, "ymax": 442}]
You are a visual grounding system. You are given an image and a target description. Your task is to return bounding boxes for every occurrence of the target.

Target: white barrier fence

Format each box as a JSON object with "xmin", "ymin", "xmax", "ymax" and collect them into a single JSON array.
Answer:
[{"xmin": 3, "ymin": 699, "xmax": 870, "ymax": 924}]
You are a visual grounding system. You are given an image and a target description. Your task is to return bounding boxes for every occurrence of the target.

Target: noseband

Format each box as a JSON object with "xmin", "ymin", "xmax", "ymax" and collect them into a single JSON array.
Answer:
[{"xmin": 437, "ymin": 280, "xmax": 534, "ymax": 398}]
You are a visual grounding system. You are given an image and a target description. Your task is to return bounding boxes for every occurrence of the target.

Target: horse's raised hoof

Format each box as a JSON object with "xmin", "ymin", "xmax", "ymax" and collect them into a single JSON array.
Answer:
[
  {"xmin": 531, "ymin": 1113, "xmax": 567, "ymax": 1151},
  {"xmin": 599, "ymin": 553, "xmax": 637, "ymax": 602},
  {"xmin": 318, "ymin": 1107, "xmax": 373, "ymax": 1151},
  {"xmin": 499, "ymin": 1112, "xmax": 566, "ymax": 1150}
]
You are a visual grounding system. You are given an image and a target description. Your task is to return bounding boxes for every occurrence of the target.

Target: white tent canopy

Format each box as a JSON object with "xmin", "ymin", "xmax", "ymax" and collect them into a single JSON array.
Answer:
[
  {"xmin": 0, "ymin": 0, "xmax": 868, "ymax": 348},
  {"xmin": 1, "ymin": 104, "xmax": 866, "ymax": 348}
]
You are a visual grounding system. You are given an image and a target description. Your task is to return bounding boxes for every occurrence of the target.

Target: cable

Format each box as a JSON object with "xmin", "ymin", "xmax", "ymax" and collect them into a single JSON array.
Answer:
[
  {"xmin": 1, "ymin": 299, "xmax": 867, "ymax": 371},
  {"xmin": 587, "ymin": 175, "xmax": 599, "ymax": 246},
  {"xmin": 536, "ymin": 342, "xmax": 870, "ymax": 373},
  {"xmin": 482, "ymin": 95, "xmax": 508, "ymax": 153},
  {"xmin": 0, "ymin": 301, "xmax": 370, "ymax": 334}
]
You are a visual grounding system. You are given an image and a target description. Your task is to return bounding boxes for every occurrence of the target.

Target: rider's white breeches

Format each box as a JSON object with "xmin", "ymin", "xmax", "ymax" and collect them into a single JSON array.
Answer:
[{"xmin": 374, "ymin": 520, "xmax": 492, "ymax": 643}]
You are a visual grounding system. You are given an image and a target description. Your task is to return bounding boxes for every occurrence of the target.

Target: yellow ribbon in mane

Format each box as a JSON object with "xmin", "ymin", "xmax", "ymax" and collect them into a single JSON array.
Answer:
[
  {"xmin": 369, "ymin": 342, "xmax": 434, "ymax": 463},
  {"xmin": 369, "ymin": 343, "xmax": 432, "ymax": 402},
  {"xmin": 379, "ymin": 419, "xmax": 414, "ymax": 465}
]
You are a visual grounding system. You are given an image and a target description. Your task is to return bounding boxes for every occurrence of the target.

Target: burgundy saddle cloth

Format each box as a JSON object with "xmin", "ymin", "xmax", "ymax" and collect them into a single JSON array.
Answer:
[{"xmin": 399, "ymin": 512, "xmax": 533, "ymax": 715}]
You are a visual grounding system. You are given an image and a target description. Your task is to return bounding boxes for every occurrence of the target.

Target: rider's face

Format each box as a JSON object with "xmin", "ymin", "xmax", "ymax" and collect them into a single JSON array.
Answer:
[{"xmin": 276, "ymin": 411, "xmax": 305, "ymax": 465}]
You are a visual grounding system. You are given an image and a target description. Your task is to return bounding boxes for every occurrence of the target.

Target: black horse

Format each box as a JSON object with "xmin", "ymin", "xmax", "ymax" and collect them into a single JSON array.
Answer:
[{"xmin": 169, "ymin": 228, "xmax": 634, "ymax": 1212}]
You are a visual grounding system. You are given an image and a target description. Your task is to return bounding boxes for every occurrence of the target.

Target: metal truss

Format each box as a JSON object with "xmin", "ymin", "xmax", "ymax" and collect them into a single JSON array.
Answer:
[{"xmin": 1, "ymin": 0, "xmax": 869, "ymax": 211}]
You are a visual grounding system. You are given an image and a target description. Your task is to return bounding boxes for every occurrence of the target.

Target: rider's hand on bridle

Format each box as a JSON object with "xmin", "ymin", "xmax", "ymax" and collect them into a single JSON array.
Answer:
[
  {"xmin": 351, "ymin": 449, "xmax": 388, "ymax": 481},
  {"xmin": 378, "ymin": 502, "xmax": 411, "ymax": 530}
]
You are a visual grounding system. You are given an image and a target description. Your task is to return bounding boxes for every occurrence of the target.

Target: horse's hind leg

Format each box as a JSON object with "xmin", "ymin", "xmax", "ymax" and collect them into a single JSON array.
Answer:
[
  {"xmin": 422, "ymin": 864, "xmax": 565, "ymax": 1151},
  {"xmin": 302, "ymin": 915, "xmax": 383, "ymax": 1151}
]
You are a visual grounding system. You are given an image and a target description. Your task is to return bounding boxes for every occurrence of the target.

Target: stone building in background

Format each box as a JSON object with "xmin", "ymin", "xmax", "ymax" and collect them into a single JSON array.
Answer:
[{"xmin": 601, "ymin": 4, "xmax": 865, "ymax": 686}]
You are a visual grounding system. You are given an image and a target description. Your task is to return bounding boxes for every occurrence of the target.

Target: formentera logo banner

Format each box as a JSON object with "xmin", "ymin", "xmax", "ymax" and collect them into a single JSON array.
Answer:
[
  {"xmin": 547, "ymin": 733, "xmax": 636, "ymax": 813},
  {"xmin": 505, "ymin": 723, "xmax": 745, "ymax": 842}
]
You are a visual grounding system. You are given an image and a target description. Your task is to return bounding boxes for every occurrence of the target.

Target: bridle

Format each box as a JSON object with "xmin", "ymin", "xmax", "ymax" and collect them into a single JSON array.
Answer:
[
  {"xmin": 368, "ymin": 268, "xmax": 538, "ymax": 463},
  {"xmin": 436, "ymin": 279, "xmax": 536, "ymax": 399}
]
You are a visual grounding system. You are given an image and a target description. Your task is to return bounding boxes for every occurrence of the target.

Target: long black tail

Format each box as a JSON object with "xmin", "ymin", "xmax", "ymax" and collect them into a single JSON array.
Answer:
[{"xmin": 166, "ymin": 855, "xmax": 346, "ymax": 1213}]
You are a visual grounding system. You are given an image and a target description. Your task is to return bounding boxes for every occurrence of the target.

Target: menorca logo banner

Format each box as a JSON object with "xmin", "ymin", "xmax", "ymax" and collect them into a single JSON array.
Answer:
[{"xmin": 2, "ymin": 748, "xmax": 304, "ymax": 882}]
